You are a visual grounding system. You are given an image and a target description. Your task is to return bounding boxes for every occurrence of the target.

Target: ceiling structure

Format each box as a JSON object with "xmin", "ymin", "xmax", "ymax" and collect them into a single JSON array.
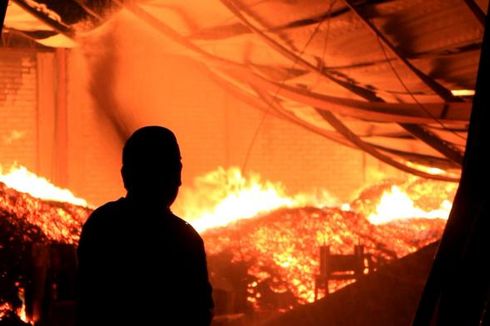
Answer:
[{"xmin": 3, "ymin": 0, "xmax": 488, "ymax": 181}]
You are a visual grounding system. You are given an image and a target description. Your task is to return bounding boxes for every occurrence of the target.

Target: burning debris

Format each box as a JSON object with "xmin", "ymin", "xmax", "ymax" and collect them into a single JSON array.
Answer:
[
  {"xmin": 0, "ymin": 167, "xmax": 91, "ymax": 245},
  {"xmin": 0, "ymin": 165, "xmax": 456, "ymax": 321},
  {"xmin": 197, "ymin": 171, "xmax": 456, "ymax": 312},
  {"xmin": 0, "ymin": 166, "xmax": 91, "ymax": 324},
  {"xmin": 202, "ymin": 207, "xmax": 447, "ymax": 312}
]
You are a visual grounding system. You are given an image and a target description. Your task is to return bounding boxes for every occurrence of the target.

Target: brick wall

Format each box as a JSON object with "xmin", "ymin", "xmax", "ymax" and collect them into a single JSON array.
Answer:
[{"xmin": 0, "ymin": 49, "xmax": 38, "ymax": 173}]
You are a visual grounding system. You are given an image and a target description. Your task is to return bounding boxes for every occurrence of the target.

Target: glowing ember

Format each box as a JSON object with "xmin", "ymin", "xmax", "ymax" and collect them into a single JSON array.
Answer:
[
  {"xmin": 368, "ymin": 185, "xmax": 453, "ymax": 224},
  {"xmin": 0, "ymin": 164, "xmax": 89, "ymax": 207},
  {"xmin": 352, "ymin": 177, "xmax": 457, "ymax": 224},
  {"xmin": 201, "ymin": 175, "xmax": 456, "ymax": 308},
  {"xmin": 203, "ymin": 206, "xmax": 446, "ymax": 308},
  {"xmin": 0, "ymin": 302, "xmax": 12, "ymax": 319}
]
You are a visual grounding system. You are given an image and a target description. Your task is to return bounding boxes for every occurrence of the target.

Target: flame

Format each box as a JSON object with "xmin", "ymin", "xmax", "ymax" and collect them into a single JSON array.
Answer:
[
  {"xmin": 173, "ymin": 167, "xmax": 341, "ymax": 232},
  {"xmin": 1, "ymin": 165, "xmax": 456, "ymax": 312},
  {"xmin": 16, "ymin": 286, "xmax": 30, "ymax": 324},
  {"xmin": 368, "ymin": 185, "xmax": 453, "ymax": 224},
  {"xmin": 0, "ymin": 302, "xmax": 12, "ymax": 317},
  {"xmin": 0, "ymin": 164, "xmax": 89, "ymax": 207}
]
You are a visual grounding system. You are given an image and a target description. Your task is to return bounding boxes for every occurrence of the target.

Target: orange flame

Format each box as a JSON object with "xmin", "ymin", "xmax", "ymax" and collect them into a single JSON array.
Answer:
[
  {"xmin": 0, "ymin": 164, "xmax": 91, "ymax": 244},
  {"xmin": 16, "ymin": 286, "xmax": 30, "ymax": 324},
  {"xmin": 173, "ymin": 167, "xmax": 341, "ymax": 232},
  {"xmin": 0, "ymin": 164, "xmax": 89, "ymax": 207},
  {"xmin": 368, "ymin": 185, "xmax": 453, "ymax": 224},
  {"xmin": 0, "ymin": 303, "xmax": 13, "ymax": 321}
]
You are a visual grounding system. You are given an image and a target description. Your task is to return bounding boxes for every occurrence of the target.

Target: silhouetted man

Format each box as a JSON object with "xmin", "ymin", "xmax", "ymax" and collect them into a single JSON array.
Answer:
[{"xmin": 77, "ymin": 126, "xmax": 213, "ymax": 325}]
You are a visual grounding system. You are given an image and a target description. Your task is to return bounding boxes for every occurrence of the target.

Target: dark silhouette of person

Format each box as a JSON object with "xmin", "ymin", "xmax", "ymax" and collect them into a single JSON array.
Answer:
[{"xmin": 76, "ymin": 126, "xmax": 214, "ymax": 325}]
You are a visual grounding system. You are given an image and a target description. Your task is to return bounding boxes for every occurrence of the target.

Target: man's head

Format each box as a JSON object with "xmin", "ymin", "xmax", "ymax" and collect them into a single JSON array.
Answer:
[{"xmin": 121, "ymin": 126, "xmax": 182, "ymax": 206}]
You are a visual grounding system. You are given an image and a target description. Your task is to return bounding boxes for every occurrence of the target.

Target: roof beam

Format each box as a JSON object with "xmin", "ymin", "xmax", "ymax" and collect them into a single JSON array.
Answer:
[
  {"xmin": 225, "ymin": 0, "xmax": 466, "ymax": 166},
  {"xmin": 120, "ymin": 0, "xmax": 466, "ymax": 171},
  {"xmin": 71, "ymin": 0, "xmax": 104, "ymax": 21},
  {"xmin": 318, "ymin": 110, "xmax": 459, "ymax": 181},
  {"xmin": 399, "ymin": 124, "xmax": 464, "ymax": 165},
  {"xmin": 217, "ymin": 66, "xmax": 461, "ymax": 171},
  {"xmin": 255, "ymin": 84, "xmax": 460, "ymax": 172},
  {"xmin": 116, "ymin": 0, "xmax": 471, "ymax": 125},
  {"xmin": 239, "ymin": 76, "xmax": 471, "ymax": 123},
  {"xmin": 373, "ymin": 146, "xmax": 461, "ymax": 171},
  {"xmin": 342, "ymin": 0, "xmax": 461, "ymax": 102},
  {"xmin": 341, "ymin": 0, "xmax": 466, "ymax": 166},
  {"xmin": 248, "ymin": 80, "xmax": 354, "ymax": 148},
  {"xmin": 463, "ymin": 0, "xmax": 486, "ymax": 26},
  {"xmin": 220, "ymin": 0, "xmax": 383, "ymax": 102},
  {"xmin": 11, "ymin": 0, "xmax": 75, "ymax": 38}
]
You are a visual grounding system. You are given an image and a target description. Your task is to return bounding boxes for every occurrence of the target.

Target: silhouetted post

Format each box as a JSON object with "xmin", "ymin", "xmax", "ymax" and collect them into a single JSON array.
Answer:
[{"xmin": 354, "ymin": 245, "xmax": 364, "ymax": 276}]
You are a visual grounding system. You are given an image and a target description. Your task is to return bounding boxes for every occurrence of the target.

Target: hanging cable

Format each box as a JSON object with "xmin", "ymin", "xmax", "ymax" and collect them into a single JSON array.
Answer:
[
  {"xmin": 238, "ymin": 0, "xmax": 337, "ymax": 173},
  {"xmin": 375, "ymin": 36, "xmax": 467, "ymax": 141}
]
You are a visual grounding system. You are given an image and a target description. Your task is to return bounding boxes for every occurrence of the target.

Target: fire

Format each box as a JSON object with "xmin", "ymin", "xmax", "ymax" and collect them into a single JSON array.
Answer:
[
  {"xmin": 0, "ymin": 165, "xmax": 91, "ymax": 244},
  {"xmin": 352, "ymin": 176, "xmax": 458, "ymax": 225},
  {"xmin": 199, "ymin": 174, "xmax": 456, "ymax": 308},
  {"xmin": 368, "ymin": 185, "xmax": 453, "ymax": 224},
  {"xmin": 173, "ymin": 167, "xmax": 340, "ymax": 232},
  {"xmin": 0, "ymin": 165, "xmax": 457, "ymax": 314},
  {"xmin": 0, "ymin": 164, "xmax": 89, "ymax": 207},
  {"xmin": 17, "ymin": 286, "xmax": 29, "ymax": 324},
  {"xmin": 175, "ymin": 167, "xmax": 457, "ymax": 231},
  {"xmin": 0, "ymin": 302, "xmax": 12, "ymax": 318}
]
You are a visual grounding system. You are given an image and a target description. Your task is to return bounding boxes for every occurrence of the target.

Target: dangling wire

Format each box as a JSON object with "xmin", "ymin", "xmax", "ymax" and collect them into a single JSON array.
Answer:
[
  {"xmin": 313, "ymin": 1, "xmax": 335, "ymax": 88},
  {"xmin": 240, "ymin": 0, "xmax": 337, "ymax": 173},
  {"xmin": 375, "ymin": 36, "xmax": 467, "ymax": 141}
]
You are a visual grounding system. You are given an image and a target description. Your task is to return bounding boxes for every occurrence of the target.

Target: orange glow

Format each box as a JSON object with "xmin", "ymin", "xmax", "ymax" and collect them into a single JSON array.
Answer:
[
  {"xmin": 173, "ymin": 167, "xmax": 341, "ymax": 232},
  {"xmin": 368, "ymin": 185, "xmax": 453, "ymax": 224},
  {"xmin": 0, "ymin": 164, "xmax": 89, "ymax": 207}
]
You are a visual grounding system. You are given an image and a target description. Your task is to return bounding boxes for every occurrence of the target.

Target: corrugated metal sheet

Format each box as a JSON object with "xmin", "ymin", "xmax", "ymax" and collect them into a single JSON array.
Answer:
[{"xmin": 4, "ymin": 0, "xmax": 488, "ymax": 180}]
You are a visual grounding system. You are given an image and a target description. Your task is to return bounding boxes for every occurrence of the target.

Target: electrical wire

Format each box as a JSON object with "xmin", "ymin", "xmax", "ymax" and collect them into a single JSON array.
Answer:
[
  {"xmin": 239, "ymin": 0, "xmax": 337, "ymax": 173},
  {"xmin": 375, "ymin": 36, "xmax": 467, "ymax": 141}
]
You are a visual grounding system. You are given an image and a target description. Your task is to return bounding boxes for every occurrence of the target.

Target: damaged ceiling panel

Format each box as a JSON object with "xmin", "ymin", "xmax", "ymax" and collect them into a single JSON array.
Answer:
[{"xmin": 3, "ymin": 0, "xmax": 487, "ymax": 180}]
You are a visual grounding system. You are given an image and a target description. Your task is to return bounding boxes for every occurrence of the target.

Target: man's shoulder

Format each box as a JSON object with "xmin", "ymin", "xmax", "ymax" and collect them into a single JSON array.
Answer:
[
  {"xmin": 83, "ymin": 198, "xmax": 126, "ymax": 229},
  {"xmin": 169, "ymin": 213, "xmax": 203, "ymax": 241}
]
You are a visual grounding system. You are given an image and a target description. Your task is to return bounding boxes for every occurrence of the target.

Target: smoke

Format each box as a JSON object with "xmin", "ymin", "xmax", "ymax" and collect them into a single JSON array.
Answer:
[{"xmin": 77, "ymin": 11, "xmax": 132, "ymax": 143}]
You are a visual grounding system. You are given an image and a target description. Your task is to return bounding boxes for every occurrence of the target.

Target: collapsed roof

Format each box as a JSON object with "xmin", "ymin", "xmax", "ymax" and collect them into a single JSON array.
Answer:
[{"xmin": 3, "ymin": 0, "xmax": 488, "ymax": 181}]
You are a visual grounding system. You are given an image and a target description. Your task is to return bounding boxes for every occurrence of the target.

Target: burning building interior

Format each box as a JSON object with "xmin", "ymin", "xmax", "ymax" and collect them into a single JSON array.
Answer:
[{"xmin": 1, "ymin": 0, "xmax": 489, "ymax": 325}]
